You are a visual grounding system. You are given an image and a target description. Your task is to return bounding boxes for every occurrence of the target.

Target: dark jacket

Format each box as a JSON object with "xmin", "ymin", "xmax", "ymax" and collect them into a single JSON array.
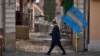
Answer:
[{"xmin": 50, "ymin": 25, "xmax": 61, "ymax": 42}]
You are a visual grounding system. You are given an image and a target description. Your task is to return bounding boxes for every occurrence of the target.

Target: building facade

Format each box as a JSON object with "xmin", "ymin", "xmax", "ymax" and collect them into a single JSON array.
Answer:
[
  {"xmin": 0, "ymin": 0, "xmax": 100, "ymax": 52},
  {"xmin": 88, "ymin": 0, "xmax": 100, "ymax": 51},
  {"xmin": 73, "ymin": 0, "xmax": 100, "ymax": 51}
]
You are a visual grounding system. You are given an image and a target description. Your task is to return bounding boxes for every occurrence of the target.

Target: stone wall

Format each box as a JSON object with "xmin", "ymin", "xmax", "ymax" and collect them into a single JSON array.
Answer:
[
  {"xmin": 3, "ymin": 33, "xmax": 16, "ymax": 53},
  {"xmin": 35, "ymin": 24, "xmax": 49, "ymax": 33},
  {"xmin": 16, "ymin": 26, "xmax": 29, "ymax": 39}
]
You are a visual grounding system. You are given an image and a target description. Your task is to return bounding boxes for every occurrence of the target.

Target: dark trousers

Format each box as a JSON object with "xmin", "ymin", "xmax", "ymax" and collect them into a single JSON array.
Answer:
[{"xmin": 48, "ymin": 41, "xmax": 66, "ymax": 53}]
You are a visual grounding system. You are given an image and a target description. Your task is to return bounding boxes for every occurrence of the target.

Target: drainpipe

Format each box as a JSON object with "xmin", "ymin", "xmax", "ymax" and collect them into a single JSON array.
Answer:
[
  {"xmin": 84, "ymin": 0, "xmax": 90, "ymax": 51},
  {"xmin": 2, "ymin": 0, "xmax": 5, "ymax": 50},
  {"xmin": 88, "ymin": 0, "xmax": 90, "ymax": 44}
]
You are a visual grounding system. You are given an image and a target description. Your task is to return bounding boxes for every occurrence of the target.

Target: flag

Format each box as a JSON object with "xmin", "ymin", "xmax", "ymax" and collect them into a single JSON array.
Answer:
[
  {"xmin": 69, "ymin": 6, "xmax": 87, "ymax": 28},
  {"xmin": 62, "ymin": 6, "xmax": 87, "ymax": 34},
  {"xmin": 62, "ymin": 15, "xmax": 82, "ymax": 34}
]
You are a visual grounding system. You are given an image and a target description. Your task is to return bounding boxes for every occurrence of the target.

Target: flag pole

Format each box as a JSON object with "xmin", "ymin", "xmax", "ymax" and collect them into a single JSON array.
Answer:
[
  {"xmin": 76, "ymin": 0, "xmax": 79, "ymax": 8},
  {"xmin": 75, "ymin": 0, "xmax": 79, "ymax": 52},
  {"xmin": 75, "ymin": 33, "xmax": 77, "ymax": 52}
]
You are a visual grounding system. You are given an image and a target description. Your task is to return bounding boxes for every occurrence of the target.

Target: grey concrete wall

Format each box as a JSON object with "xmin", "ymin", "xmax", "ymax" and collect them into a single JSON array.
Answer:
[
  {"xmin": 72, "ymin": 0, "xmax": 85, "ymax": 52},
  {"xmin": 4, "ymin": 0, "xmax": 16, "ymax": 51},
  {"xmin": 74, "ymin": 0, "xmax": 84, "ymax": 13},
  {"xmin": 5, "ymin": 33, "xmax": 16, "ymax": 51},
  {"xmin": 88, "ymin": 40, "xmax": 100, "ymax": 52},
  {"xmin": 35, "ymin": 24, "xmax": 49, "ymax": 33},
  {"xmin": 5, "ymin": 0, "xmax": 16, "ymax": 33},
  {"xmin": 72, "ymin": 33, "xmax": 84, "ymax": 52}
]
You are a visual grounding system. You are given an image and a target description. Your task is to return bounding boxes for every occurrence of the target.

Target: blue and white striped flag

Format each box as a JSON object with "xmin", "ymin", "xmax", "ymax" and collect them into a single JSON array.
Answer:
[{"xmin": 62, "ymin": 6, "xmax": 87, "ymax": 34}]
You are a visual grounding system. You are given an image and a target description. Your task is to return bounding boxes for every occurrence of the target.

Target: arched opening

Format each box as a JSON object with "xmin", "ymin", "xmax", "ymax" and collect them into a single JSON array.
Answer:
[{"xmin": 15, "ymin": 0, "xmax": 90, "ymax": 53}]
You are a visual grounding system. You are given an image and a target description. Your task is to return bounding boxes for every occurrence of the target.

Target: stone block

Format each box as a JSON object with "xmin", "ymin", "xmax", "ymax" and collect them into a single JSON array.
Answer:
[{"xmin": 16, "ymin": 25, "xmax": 29, "ymax": 39}]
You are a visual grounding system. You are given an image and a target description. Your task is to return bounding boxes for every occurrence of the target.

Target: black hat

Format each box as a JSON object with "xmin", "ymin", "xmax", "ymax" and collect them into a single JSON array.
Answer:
[{"xmin": 52, "ymin": 21, "xmax": 57, "ymax": 24}]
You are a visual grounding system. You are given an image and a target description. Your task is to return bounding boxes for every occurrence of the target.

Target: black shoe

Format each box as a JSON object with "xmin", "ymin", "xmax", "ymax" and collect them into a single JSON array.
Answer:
[
  {"xmin": 45, "ymin": 53, "xmax": 50, "ymax": 55},
  {"xmin": 62, "ymin": 53, "xmax": 66, "ymax": 55}
]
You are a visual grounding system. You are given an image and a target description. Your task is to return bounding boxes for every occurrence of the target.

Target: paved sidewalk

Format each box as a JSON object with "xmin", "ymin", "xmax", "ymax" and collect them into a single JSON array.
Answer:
[
  {"xmin": 15, "ymin": 40, "xmax": 100, "ymax": 56},
  {"xmin": 3, "ymin": 33, "xmax": 100, "ymax": 56},
  {"xmin": 16, "ymin": 51, "xmax": 100, "ymax": 56},
  {"xmin": 3, "ymin": 40, "xmax": 100, "ymax": 56}
]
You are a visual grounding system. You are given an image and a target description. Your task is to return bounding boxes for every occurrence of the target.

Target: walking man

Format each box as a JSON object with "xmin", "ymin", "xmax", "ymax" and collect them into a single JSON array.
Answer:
[{"xmin": 46, "ymin": 21, "xmax": 66, "ymax": 55}]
